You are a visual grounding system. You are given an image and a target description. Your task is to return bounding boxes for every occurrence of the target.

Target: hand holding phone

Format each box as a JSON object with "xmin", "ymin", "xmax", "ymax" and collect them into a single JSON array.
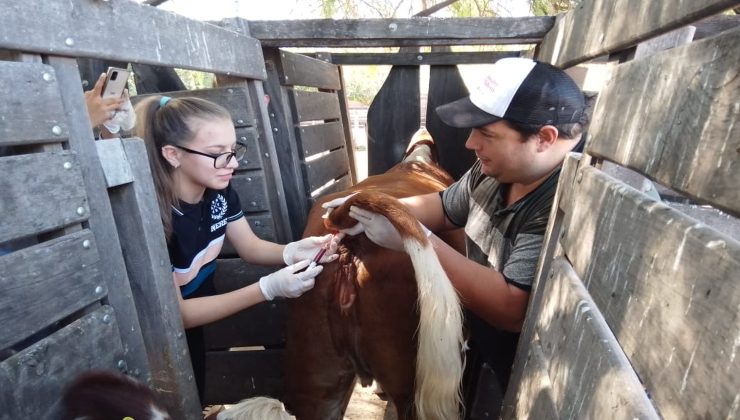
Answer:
[{"xmin": 101, "ymin": 67, "xmax": 130, "ymax": 99}]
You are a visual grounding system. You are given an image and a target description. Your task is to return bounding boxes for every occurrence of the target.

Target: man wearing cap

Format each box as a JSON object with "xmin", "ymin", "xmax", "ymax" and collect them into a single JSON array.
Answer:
[{"xmin": 324, "ymin": 57, "xmax": 587, "ymax": 416}]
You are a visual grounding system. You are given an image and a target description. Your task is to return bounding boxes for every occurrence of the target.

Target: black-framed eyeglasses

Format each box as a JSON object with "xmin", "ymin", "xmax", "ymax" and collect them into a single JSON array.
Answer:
[{"xmin": 174, "ymin": 142, "xmax": 247, "ymax": 169}]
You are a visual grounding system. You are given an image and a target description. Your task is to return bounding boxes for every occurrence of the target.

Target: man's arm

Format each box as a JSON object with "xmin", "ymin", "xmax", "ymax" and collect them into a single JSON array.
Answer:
[
  {"xmin": 400, "ymin": 192, "xmax": 530, "ymax": 331},
  {"xmin": 430, "ymin": 234, "xmax": 529, "ymax": 332}
]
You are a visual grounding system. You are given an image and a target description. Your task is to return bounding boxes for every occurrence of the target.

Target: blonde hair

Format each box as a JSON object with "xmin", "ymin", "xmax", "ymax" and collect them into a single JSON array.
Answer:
[{"xmin": 133, "ymin": 96, "xmax": 232, "ymax": 238}]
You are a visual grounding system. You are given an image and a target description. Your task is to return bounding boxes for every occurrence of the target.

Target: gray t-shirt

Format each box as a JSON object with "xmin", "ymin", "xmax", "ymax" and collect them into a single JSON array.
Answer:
[
  {"xmin": 441, "ymin": 160, "xmax": 560, "ymax": 389},
  {"xmin": 442, "ymin": 160, "xmax": 558, "ymax": 290}
]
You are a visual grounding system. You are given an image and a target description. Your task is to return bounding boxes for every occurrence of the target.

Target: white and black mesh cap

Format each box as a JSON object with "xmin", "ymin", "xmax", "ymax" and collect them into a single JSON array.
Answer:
[{"xmin": 436, "ymin": 57, "xmax": 586, "ymax": 128}]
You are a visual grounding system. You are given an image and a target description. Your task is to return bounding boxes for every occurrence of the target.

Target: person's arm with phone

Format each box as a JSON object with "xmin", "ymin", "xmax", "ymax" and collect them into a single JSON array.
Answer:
[
  {"xmin": 84, "ymin": 73, "xmax": 125, "ymax": 128},
  {"xmin": 84, "ymin": 71, "xmax": 136, "ymax": 138}
]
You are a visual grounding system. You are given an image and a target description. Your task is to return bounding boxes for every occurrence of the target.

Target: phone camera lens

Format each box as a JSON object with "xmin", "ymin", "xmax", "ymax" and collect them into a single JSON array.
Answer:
[{"xmin": 110, "ymin": 71, "xmax": 118, "ymax": 81}]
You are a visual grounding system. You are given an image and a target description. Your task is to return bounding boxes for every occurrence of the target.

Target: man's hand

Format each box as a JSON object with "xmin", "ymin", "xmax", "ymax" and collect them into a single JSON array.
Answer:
[
  {"xmin": 345, "ymin": 206, "xmax": 431, "ymax": 251},
  {"xmin": 258, "ymin": 260, "xmax": 323, "ymax": 301},
  {"xmin": 282, "ymin": 234, "xmax": 343, "ymax": 265}
]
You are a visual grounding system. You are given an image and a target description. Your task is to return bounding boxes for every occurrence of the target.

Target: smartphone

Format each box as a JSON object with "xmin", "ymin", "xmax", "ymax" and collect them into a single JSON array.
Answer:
[{"xmin": 101, "ymin": 66, "xmax": 130, "ymax": 99}]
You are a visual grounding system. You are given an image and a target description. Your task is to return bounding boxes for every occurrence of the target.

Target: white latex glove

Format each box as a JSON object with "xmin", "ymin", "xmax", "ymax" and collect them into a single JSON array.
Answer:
[
  {"xmin": 282, "ymin": 234, "xmax": 341, "ymax": 265},
  {"xmin": 258, "ymin": 259, "xmax": 323, "ymax": 301},
  {"xmin": 346, "ymin": 206, "xmax": 431, "ymax": 251},
  {"xmin": 103, "ymin": 90, "xmax": 136, "ymax": 134},
  {"xmin": 320, "ymin": 192, "xmax": 359, "ymax": 219}
]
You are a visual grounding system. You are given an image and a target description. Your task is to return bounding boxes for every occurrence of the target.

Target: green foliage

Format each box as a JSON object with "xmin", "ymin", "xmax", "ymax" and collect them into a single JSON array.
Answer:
[
  {"xmin": 174, "ymin": 69, "xmax": 215, "ymax": 90},
  {"xmin": 449, "ymin": 0, "xmax": 497, "ymax": 17},
  {"xmin": 342, "ymin": 65, "xmax": 392, "ymax": 105},
  {"xmin": 531, "ymin": 0, "xmax": 576, "ymax": 16}
]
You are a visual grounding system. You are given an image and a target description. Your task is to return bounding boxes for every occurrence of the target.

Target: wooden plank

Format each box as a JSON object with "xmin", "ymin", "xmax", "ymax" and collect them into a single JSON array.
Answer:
[
  {"xmin": 633, "ymin": 26, "xmax": 695, "ymax": 59},
  {"xmin": 297, "ymin": 121, "xmax": 346, "ymax": 157},
  {"xmin": 48, "ymin": 56, "xmax": 152, "ymax": 387},
  {"xmin": 328, "ymin": 50, "xmax": 521, "ymax": 65},
  {"xmin": 108, "ymin": 138, "xmax": 202, "ymax": 419},
  {"xmin": 586, "ymin": 27, "xmax": 740, "ymax": 216},
  {"xmin": 133, "ymin": 87, "xmax": 258, "ymax": 128},
  {"xmin": 367, "ymin": 65, "xmax": 420, "ymax": 176},
  {"xmin": 263, "ymin": 48, "xmax": 310, "ymax": 241},
  {"xmin": 535, "ymin": 257, "xmax": 660, "ymax": 419},
  {"xmin": 0, "ymin": 230, "xmax": 103, "ymax": 351},
  {"xmin": 96, "ymin": 138, "xmax": 134, "ymax": 188},
  {"xmin": 334, "ymin": 64, "xmax": 357, "ymax": 185},
  {"xmin": 0, "ymin": 0, "xmax": 266, "ymax": 79},
  {"xmin": 247, "ymin": 17, "xmax": 554, "ymax": 47},
  {"xmin": 503, "ymin": 153, "xmax": 581, "ymax": 417},
  {"xmin": 0, "ymin": 62, "xmax": 68, "ymax": 146},
  {"xmin": 303, "ymin": 149, "xmax": 351, "ymax": 193},
  {"xmin": 501, "ymin": 336, "xmax": 559, "ymax": 420},
  {"xmin": 0, "ymin": 151, "xmax": 88, "ymax": 243},
  {"xmin": 206, "ymin": 261, "xmax": 286, "ymax": 348},
  {"xmin": 204, "ymin": 349, "xmax": 285, "ymax": 405},
  {"xmin": 278, "ymin": 50, "xmax": 341, "ymax": 90},
  {"xmin": 293, "ymin": 90, "xmax": 341, "ymax": 122},
  {"xmin": 537, "ymin": 0, "xmax": 739, "ymax": 67},
  {"xmin": 0, "ymin": 306, "xmax": 126, "ymax": 420},
  {"xmin": 693, "ymin": 14, "xmax": 740, "ymax": 40},
  {"xmin": 309, "ymin": 174, "xmax": 353, "ymax": 204},
  {"xmin": 236, "ymin": 127, "xmax": 262, "ymax": 170},
  {"xmin": 244, "ymin": 79, "xmax": 294, "ymax": 243},
  {"xmin": 230, "ymin": 173, "xmax": 271, "ymax": 213},
  {"xmin": 560, "ymin": 165, "xmax": 740, "ymax": 419},
  {"xmin": 221, "ymin": 215, "xmax": 277, "ymax": 257}
]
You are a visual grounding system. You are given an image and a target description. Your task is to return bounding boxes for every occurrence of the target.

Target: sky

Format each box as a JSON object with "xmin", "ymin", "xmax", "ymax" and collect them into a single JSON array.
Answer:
[{"xmin": 151, "ymin": 0, "xmax": 533, "ymax": 21}]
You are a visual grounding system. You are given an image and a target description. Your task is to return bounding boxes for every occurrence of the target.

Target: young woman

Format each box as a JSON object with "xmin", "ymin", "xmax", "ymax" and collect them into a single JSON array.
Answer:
[{"xmin": 134, "ymin": 95, "xmax": 340, "ymax": 400}]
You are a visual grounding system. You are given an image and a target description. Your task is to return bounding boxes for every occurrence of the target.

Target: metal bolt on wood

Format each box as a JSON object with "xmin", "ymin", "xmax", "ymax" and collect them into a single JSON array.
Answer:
[
  {"xmin": 246, "ymin": 177, "xmax": 252, "ymax": 182},
  {"xmin": 250, "ymin": 201, "xmax": 257, "ymax": 206},
  {"xmin": 64, "ymin": 37, "xmax": 74, "ymax": 46},
  {"xmin": 52, "ymin": 126, "xmax": 62, "ymax": 135},
  {"xmin": 102, "ymin": 314, "xmax": 112, "ymax": 324},
  {"xmin": 43, "ymin": 72, "xmax": 53, "ymax": 82},
  {"xmin": 417, "ymin": 55, "xmax": 423, "ymax": 61},
  {"xmin": 240, "ymin": 136, "xmax": 247, "ymax": 141},
  {"xmin": 273, "ymin": 127, "xmax": 278, "ymax": 132},
  {"xmin": 63, "ymin": 161, "xmax": 72, "ymax": 169},
  {"xmin": 237, "ymin": 119, "xmax": 244, "ymax": 124},
  {"xmin": 82, "ymin": 239, "xmax": 91, "ymax": 249},
  {"xmin": 95, "ymin": 285, "xmax": 104, "ymax": 294},
  {"xmin": 117, "ymin": 360, "xmax": 126, "ymax": 369},
  {"xmin": 388, "ymin": 23, "xmax": 398, "ymax": 31},
  {"xmin": 76, "ymin": 206, "xmax": 86, "ymax": 216}
]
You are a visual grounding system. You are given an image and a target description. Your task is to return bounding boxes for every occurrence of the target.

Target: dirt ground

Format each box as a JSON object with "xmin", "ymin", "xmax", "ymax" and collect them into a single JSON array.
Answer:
[{"xmin": 344, "ymin": 381, "xmax": 397, "ymax": 420}]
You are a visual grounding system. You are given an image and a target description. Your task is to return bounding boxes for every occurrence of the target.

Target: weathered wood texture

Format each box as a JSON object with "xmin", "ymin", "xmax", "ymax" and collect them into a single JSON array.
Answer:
[
  {"xmin": 533, "ymin": 257, "xmax": 661, "ymax": 419},
  {"xmin": 425, "ymin": 58, "xmax": 477, "ymax": 180},
  {"xmin": 278, "ymin": 50, "xmax": 341, "ymax": 90},
  {"xmin": 0, "ymin": 151, "xmax": 88, "ymax": 243},
  {"xmin": 48, "ymin": 55, "xmax": 152, "ymax": 385},
  {"xmin": 537, "ymin": 0, "xmax": 739, "ymax": 67},
  {"xmin": 586, "ymin": 27, "xmax": 740, "ymax": 216},
  {"xmin": 0, "ymin": 0, "xmax": 266, "ymax": 78},
  {"xmin": 559, "ymin": 165, "xmax": 740, "ymax": 419},
  {"xmin": 293, "ymin": 91, "xmax": 342, "ymax": 122},
  {"xmin": 96, "ymin": 139, "xmax": 134, "ymax": 187},
  {"xmin": 247, "ymin": 17, "xmax": 554, "ymax": 47},
  {"xmin": 504, "ymin": 337, "xmax": 559, "ymax": 420},
  {"xmin": 263, "ymin": 49, "xmax": 353, "ymax": 240},
  {"xmin": 326, "ymin": 50, "xmax": 521, "ymax": 65},
  {"xmin": 107, "ymin": 138, "xmax": 201, "ymax": 419},
  {"xmin": 0, "ymin": 230, "xmax": 103, "ymax": 351},
  {"xmin": 133, "ymin": 87, "xmax": 259, "ymax": 128},
  {"xmin": 206, "ymin": 260, "xmax": 286, "ymax": 349},
  {"xmin": 0, "ymin": 306, "xmax": 125, "ymax": 420},
  {"xmin": 0, "ymin": 62, "xmax": 68, "ymax": 146},
  {"xmin": 204, "ymin": 349, "xmax": 285, "ymax": 405},
  {"xmin": 368, "ymin": 65, "xmax": 420, "ymax": 176}
]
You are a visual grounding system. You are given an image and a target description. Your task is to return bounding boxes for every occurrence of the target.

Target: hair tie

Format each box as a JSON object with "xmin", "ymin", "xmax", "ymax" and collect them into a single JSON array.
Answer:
[{"xmin": 159, "ymin": 96, "xmax": 171, "ymax": 108}]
